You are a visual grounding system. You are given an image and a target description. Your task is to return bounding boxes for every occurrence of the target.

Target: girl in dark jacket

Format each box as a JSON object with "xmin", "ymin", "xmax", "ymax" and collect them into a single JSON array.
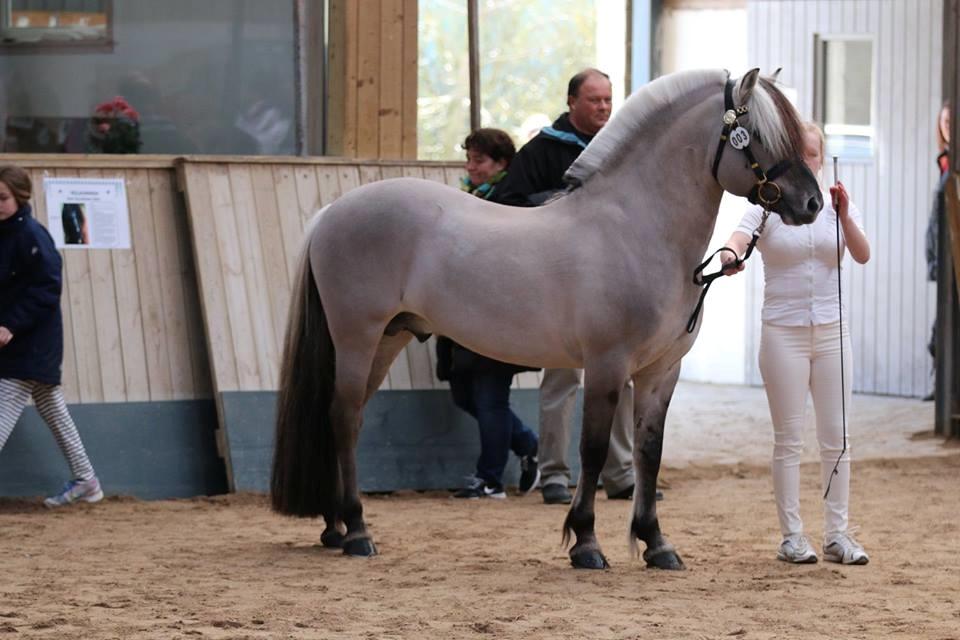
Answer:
[{"xmin": 0, "ymin": 165, "xmax": 102, "ymax": 507}]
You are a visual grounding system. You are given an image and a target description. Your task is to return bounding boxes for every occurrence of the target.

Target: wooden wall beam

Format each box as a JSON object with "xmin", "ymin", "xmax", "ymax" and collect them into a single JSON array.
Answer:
[{"xmin": 326, "ymin": 0, "xmax": 417, "ymax": 159}]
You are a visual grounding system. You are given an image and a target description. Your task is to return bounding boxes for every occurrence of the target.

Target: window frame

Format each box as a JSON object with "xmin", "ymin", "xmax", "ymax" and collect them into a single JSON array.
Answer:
[
  {"xmin": 813, "ymin": 33, "xmax": 876, "ymax": 162},
  {"xmin": 0, "ymin": 0, "xmax": 114, "ymax": 52}
]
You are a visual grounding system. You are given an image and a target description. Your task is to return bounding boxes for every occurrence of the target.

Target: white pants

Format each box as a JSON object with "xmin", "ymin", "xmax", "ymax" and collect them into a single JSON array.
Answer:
[{"xmin": 758, "ymin": 321, "xmax": 851, "ymax": 538}]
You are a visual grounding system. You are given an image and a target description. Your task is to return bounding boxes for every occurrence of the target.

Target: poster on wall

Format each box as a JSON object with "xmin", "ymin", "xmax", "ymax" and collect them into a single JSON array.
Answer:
[{"xmin": 42, "ymin": 177, "xmax": 132, "ymax": 250}]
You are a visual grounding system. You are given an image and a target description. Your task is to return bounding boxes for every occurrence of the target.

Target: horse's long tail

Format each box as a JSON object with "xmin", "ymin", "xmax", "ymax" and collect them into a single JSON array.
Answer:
[{"xmin": 270, "ymin": 227, "xmax": 340, "ymax": 518}]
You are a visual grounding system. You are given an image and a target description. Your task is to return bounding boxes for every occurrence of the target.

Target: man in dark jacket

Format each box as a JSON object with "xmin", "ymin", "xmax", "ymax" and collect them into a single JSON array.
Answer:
[
  {"xmin": 495, "ymin": 69, "xmax": 612, "ymax": 207},
  {"xmin": 493, "ymin": 69, "xmax": 640, "ymax": 505}
]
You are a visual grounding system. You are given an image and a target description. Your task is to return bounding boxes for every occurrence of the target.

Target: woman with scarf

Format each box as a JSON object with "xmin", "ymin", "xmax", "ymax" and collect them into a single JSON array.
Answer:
[{"xmin": 436, "ymin": 128, "xmax": 540, "ymax": 499}]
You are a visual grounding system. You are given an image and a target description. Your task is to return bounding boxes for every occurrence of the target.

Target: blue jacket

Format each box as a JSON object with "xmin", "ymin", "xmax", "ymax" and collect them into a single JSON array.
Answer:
[{"xmin": 0, "ymin": 204, "xmax": 64, "ymax": 385}]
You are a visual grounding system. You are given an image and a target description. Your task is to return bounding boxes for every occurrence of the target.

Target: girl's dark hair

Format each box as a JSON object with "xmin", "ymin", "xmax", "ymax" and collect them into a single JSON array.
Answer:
[
  {"xmin": 463, "ymin": 128, "xmax": 516, "ymax": 165},
  {"xmin": 0, "ymin": 165, "xmax": 32, "ymax": 207}
]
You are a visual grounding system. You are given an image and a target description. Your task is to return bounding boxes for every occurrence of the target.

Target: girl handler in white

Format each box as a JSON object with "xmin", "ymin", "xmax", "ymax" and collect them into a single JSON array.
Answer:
[
  {"xmin": 0, "ymin": 165, "xmax": 103, "ymax": 507},
  {"xmin": 722, "ymin": 123, "xmax": 871, "ymax": 565}
]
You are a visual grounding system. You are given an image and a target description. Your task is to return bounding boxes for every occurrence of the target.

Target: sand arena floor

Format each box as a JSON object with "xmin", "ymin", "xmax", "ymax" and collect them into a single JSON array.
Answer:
[{"xmin": 1, "ymin": 383, "xmax": 957, "ymax": 639}]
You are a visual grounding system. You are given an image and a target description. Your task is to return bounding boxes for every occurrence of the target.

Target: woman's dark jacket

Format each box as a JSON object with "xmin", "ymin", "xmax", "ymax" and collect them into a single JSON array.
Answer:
[
  {"xmin": 925, "ymin": 150, "xmax": 949, "ymax": 282},
  {"xmin": 0, "ymin": 204, "xmax": 64, "ymax": 384}
]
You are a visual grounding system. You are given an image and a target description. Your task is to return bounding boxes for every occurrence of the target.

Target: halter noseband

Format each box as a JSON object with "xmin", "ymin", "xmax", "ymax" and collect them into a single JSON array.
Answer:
[{"xmin": 710, "ymin": 76, "xmax": 792, "ymax": 208}]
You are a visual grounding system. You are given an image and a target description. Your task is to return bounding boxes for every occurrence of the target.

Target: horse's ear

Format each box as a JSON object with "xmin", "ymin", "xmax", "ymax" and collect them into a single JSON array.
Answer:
[
  {"xmin": 738, "ymin": 68, "xmax": 761, "ymax": 103},
  {"xmin": 771, "ymin": 67, "xmax": 783, "ymax": 82}
]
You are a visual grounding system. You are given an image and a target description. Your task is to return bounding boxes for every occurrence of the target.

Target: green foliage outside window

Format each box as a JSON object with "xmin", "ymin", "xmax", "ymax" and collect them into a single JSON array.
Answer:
[{"xmin": 418, "ymin": 0, "xmax": 601, "ymax": 160}]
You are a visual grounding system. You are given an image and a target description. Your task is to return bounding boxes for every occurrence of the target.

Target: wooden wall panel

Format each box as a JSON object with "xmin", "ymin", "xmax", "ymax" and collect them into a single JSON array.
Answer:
[
  {"xmin": 401, "ymin": 0, "xmax": 419, "ymax": 159},
  {"xmin": 327, "ymin": 0, "xmax": 418, "ymax": 159},
  {"xmin": 379, "ymin": 0, "xmax": 405, "ymax": 159},
  {"xmin": 746, "ymin": 0, "xmax": 943, "ymax": 396},
  {"xmin": 11, "ymin": 158, "xmax": 212, "ymax": 404},
  {"xmin": 249, "ymin": 165, "xmax": 292, "ymax": 352},
  {"xmin": 179, "ymin": 158, "xmax": 466, "ymax": 397},
  {"xmin": 150, "ymin": 169, "xmax": 210, "ymax": 400},
  {"xmin": 123, "ymin": 169, "xmax": 163, "ymax": 402}
]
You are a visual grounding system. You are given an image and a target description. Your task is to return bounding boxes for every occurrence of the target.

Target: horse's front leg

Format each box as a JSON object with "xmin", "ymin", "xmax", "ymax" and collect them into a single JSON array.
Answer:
[
  {"xmin": 630, "ymin": 364, "xmax": 684, "ymax": 570},
  {"xmin": 563, "ymin": 366, "xmax": 628, "ymax": 569}
]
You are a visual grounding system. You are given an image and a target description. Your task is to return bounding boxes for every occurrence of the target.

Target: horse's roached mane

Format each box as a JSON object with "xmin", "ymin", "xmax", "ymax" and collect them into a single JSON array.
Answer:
[{"xmin": 564, "ymin": 69, "xmax": 805, "ymax": 187}]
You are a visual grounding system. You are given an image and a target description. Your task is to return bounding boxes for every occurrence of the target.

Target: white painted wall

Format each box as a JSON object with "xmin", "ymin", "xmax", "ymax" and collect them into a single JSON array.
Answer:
[
  {"xmin": 658, "ymin": 0, "xmax": 943, "ymax": 397},
  {"xmin": 657, "ymin": 4, "xmax": 753, "ymax": 384},
  {"xmin": 747, "ymin": 0, "xmax": 943, "ymax": 397}
]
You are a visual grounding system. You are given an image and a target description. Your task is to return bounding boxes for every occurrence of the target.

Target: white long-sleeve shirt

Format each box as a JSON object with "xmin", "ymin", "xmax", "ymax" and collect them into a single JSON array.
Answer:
[{"xmin": 736, "ymin": 188, "xmax": 864, "ymax": 326}]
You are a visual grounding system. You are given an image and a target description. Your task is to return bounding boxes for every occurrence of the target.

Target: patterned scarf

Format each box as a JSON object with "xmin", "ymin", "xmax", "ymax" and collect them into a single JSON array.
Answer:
[{"xmin": 460, "ymin": 170, "xmax": 507, "ymax": 200}]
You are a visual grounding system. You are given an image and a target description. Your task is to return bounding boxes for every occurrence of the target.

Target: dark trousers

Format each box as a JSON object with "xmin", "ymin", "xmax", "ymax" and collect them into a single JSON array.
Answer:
[{"xmin": 449, "ymin": 369, "xmax": 537, "ymax": 485}]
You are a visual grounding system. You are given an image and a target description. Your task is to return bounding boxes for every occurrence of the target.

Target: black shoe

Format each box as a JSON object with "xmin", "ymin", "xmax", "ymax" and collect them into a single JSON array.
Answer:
[
  {"xmin": 922, "ymin": 391, "xmax": 935, "ymax": 402},
  {"xmin": 518, "ymin": 454, "xmax": 540, "ymax": 495},
  {"xmin": 607, "ymin": 485, "xmax": 664, "ymax": 501},
  {"xmin": 454, "ymin": 477, "xmax": 506, "ymax": 499},
  {"xmin": 542, "ymin": 483, "xmax": 572, "ymax": 504}
]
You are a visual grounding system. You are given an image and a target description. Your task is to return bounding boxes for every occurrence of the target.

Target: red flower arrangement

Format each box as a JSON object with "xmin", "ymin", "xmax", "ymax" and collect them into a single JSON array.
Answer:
[{"xmin": 87, "ymin": 96, "xmax": 142, "ymax": 154}]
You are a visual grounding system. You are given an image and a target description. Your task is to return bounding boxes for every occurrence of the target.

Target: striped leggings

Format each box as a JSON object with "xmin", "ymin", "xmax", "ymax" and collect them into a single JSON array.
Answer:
[{"xmin": 0, "ymin": 378, "xmax": 96, "ymax": 481}]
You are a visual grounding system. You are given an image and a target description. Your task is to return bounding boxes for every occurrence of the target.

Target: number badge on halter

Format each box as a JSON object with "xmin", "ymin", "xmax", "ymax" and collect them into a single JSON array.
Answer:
[{"xmin": 729, "ymin": 126, "xmax": 750, "ymax": 150}]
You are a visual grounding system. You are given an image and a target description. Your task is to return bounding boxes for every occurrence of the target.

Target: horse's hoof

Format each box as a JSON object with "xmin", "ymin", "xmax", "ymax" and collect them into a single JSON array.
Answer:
[
  {"xmin": 570, "ymin": 548, "xmax": 610, "ymax": 570},
  {"xmin": 643, "ymin": 546, "xmax": 684, "ymax": 570},
  {"xmin": 342, "ymin": 537, "xmax": 377, "ymax": 557},
  {"xmin": 320, "ymin": 528, "xmax": 345, "ymax": 549}
]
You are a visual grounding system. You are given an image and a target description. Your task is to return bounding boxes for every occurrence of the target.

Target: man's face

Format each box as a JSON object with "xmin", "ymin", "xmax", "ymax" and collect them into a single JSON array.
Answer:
[{"xmin": 568, "ymin": 74, "xmax": 613, "ymax": 135}]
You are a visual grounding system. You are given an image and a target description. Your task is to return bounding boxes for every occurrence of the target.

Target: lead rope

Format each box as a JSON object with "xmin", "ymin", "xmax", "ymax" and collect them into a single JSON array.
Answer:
[
  {"xmin": 687, "ymin": 208, "xmax": 769, "ymax": 333},
  {"xmin": 823, "ymin": 157, "xmax": 847, "ymax": 499}
]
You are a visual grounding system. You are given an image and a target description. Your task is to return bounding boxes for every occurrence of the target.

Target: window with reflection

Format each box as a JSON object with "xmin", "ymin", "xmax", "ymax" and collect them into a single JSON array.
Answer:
[
  {"xmin": 1, "ymin": 0, "xmax": 111, "ymax": 45},
  {"xmin": 0, "ymin": 0, "xmax": 296, "ymax": 156},
  {"xmin": 815, "ymin": 36, "xmax": 874, "ymax": 160}
]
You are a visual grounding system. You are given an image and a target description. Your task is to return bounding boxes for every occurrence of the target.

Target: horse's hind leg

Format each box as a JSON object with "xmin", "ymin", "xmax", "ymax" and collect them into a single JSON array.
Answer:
[
  {"xmin": 329, "ymin": 330, "xmax": 389, "ymax": 558},
  {"xmin": 320, "ymin": 514, "xmax": 345, "ymax": 548},
  {"xmin": 364, "ymin": 331, "xmax": 414, "ymax": 403},
  {"xmin": 629, "ymin": 364, "xmax": 684, "ymax": 570},
  {"xmin": 317, "ymin": 328, "xmax": 412, "ymax": 551},
  {"xmin": 564, "ymin": 363, "xmax": 630, "ymax": 569},
  {"xmin": 320, "ymin": 316, "xmax": 416, "ymax": 555}
]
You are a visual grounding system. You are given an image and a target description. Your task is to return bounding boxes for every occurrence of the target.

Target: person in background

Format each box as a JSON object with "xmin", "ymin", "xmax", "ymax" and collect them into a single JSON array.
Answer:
[
  {"xmin": 494, "ymin": 69, "xmax": 640, "ymax": 505},
  {"xmin": 0, "ymin": 165, "xmax": 103, "ymax": 507},
  {"xmin": 436, "ymin": 128, "xmax": 540, "ymax": 499},
  {"xmin": 722, "ymin": 123, "xmax": 871, "ymax": 565},
  {"xmin": 924, "ymin": 102, "xmax": 951, "ymax": 400}
]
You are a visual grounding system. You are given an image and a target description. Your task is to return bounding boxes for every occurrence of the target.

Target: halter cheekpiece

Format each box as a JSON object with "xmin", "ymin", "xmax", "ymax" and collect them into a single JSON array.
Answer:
[
  {"xmin": 687, "ymin": 74, "xmax": 791, "ymax": 333},
  {"xmin": 710, "ymin": 74, "xmax": 792, "ymax": 208}
]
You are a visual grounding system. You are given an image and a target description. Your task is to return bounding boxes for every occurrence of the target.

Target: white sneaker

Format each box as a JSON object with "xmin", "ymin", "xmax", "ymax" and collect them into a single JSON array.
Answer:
[
  {"xmin": 823, "ymin": 533, "xmax": 869, "ymax": 565},
  {"xmin": 44, "ymin": 477, "xmax": 104, "ymax": 508},
  {"xmin": 777, "ymin": 534, "xmax": 818, "ymax": 564}
]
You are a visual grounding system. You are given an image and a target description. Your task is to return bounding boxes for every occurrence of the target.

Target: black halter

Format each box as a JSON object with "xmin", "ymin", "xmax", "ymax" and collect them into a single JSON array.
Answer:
[
  {"xmin": 686, "ymin": 76, "xmax": 791, "ymax": 333},
  {"xmin": 710, "ymin": 75, "xmax": 793, "ymax": 208}
]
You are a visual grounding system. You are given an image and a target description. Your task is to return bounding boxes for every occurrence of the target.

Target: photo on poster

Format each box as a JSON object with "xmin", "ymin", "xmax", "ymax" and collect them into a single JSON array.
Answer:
[
  {"xmin": 61, "ymin": 203, "xmax": 89, "ymax": 245},
  {"xmin": 42, "ymin": 177, "xmax": 131, "ymax": 250}
]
